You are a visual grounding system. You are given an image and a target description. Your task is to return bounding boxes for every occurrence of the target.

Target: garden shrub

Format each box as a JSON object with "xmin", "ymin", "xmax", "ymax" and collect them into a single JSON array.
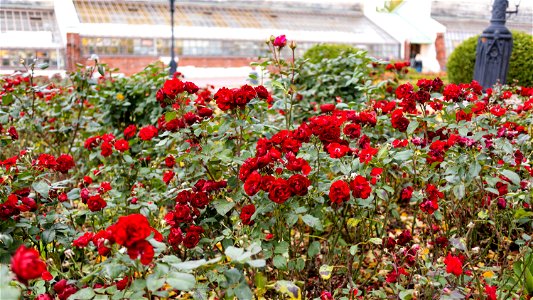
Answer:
[
  {"xmin": 0, "ymin": 34, "xmax": 532, "ymax": 299},
  {"xmin": 447, "ymin": 30, "xmax": 533, "ymax": 86},
  {"xmin": 303, "ymin": 43, "xmax": 361, "ymax": 63}
]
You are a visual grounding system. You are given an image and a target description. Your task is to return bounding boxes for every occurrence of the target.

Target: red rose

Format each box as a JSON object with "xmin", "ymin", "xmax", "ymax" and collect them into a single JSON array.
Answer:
[
  {"xmin": 350, "ymin": 175, "xmax": 371, "ymax": 199},
  {"xmin": 138, "ymin": 125, "xmax": 158, "ymax": 141},
  {"xmin": 164, "ymin": 155, "xmax": 176, "ymax": 168},
  {"xmin": 234, "ymin": 85, "xmax": 256, "ymax": 108},
  {"xmin": 268, "ymin": 178, "xmax": 291, "ymax": 204},
  {"xmin": 36, "ymin": 294, "xmax": 53, "ymax": 300},
  {"xmin": 326, "ymin": 142, "xmax": 350, "ymax": 158},
  {"xmin": 11, "ymin": 245, "xmax": 47, "ymax": 284},
  {"xmin": 58, "ymin": 193, "xmax": 68, "ymax": 202},
  {"xmin": 111, "ymin": 214, "xmax": 152, "ymax": 247},
  {"xmin": 396, "ymin": 229, "xmax": 412, "ymax": 246},
  {"xmin": 87, "ymin": 194, "xmax": 107, "ymax": 212},
  {"xmin": 329, "ymin": 180, "xmax": 350, "ymax": 204},
  {"xmin": 400, "ymin": 186, "xmax": 413, "ymax": 201},
  {"xmin": 244, "ymin": 171, "xmax": 262, "ymax": 196},
  {"xmin": 73, "ymin": 232, "xmax": 94, "ymax": 248},
  {"xmin": 183, "ymin": 231, "xmax": 200, "ymax": 249},
  {"xmin": 163, "ymin": 170, "xmax": 175, "ymax": 185},
  {"xmin": 214, "ymin": 87, "xmax": 234, "ymax": 111},
  {"xmin": 254, "ymin": 85, "xmax": 269, "ymax": 99},
  {"xmin": 92, "ymin": 229, "xmax": 113, "ymax": 256},
  {"xmin": 343, "ymin": 123, "xmax": 361, "ymax": 139},
  {"xmin": 273, "ymin": 35, "xmax": 287, "ymax": 48},
  {"xmin": 176, "ymin": 190, "xmax": 192, "ymax": 204},
  {"xmin": 444, "ymin": 254, "xmax": 463, "ymax": 276},
  {"xmin": 161, "ymin": 78, "xmax": 185, "ymax": 100},
  {"xmin": 190, "ymin": 191, "xmax": 209, "ymax": 209},
  {"xmin": 55, "ymin": 154, "xmax": 75, "ymax": 173},
  {"xmin": 320, "ymin": 103, "xmax": 336, "ymax": 113},
  {"xmin": 100, "ymin": 141, "xmax": 113, "ymax": 157},
  {"xmin": 288, "ymin": 174, "xmax": 311, "ymax": 196},
  {"xmin": 490, "ymin": 105, "xmax": 507, "ymax": 117},
  {"xmin": 8, "ymin": 126, "xmax": 18, "ymax": 140},
  {"xmin": 116, "ymin": 277, "xmax": 131, "ymax": 291},
  {"xmin": 485, "ymin": 285, "xmax": 497, "ymax": 300},
  {"xmin": 114, "ymin": 139, "xmax": 129, "ymax": 152},
  {"xmin": 36, "ymin": 153, "xmax": 57, "ymax": 170},
  {"xmin": 127, "ymin": 239, "xmax": 155, "ymax": 265},
  {"xmin": 123, "ymin": 125, "xmax": 137, "ymax": 140},
  {"xmin": 391, "ymin": 109, "xmax": 410, "ymax": 132},
  {"xmin": 240, "ymin": 204, "xmax": 256, "ymax": 225},
  {"xmin": 100, "ymin": 181, "xmax": 112, "ymax": 193},
  {"xmin": 395, "ymin": 83, "xmax": 413, "ymax": 100},
  {"xmin": 184, "ymin": 81, "xmax": 199, "ymax": 94},
  {"xmin": 197, "ymin": 107, "xmax": 213, "ymax": 118},
  {"xmin": 419, "ymin": 199, "xmax": 438, "ymax": 214},
  {"xmin": 359, "ymin": 147, "xmax": 378, "ymax": 164},
  {"xmin": 183, "ymin": 112, "xmax": 199, "ymax": 125},
  {"xmin": 168, "ymin": 227, "xmax": 183, "ymax": 249}
]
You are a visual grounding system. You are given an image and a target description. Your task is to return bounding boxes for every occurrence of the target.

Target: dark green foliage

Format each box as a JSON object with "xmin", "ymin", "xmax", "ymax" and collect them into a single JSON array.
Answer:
[
  {"xmin": 294, "ymin": 45, "xmax": 374, "ymax": 105},
  {"xmin": 303, "ymin": 44, "xmax": 361, "ymax": 64},
  {"xmin": 98, "ymin": 63, "xmax": 168, "ymax": 130},
  {"xmin": 447, "ymin": 31, "xmax": 533, "ymax": 86}
]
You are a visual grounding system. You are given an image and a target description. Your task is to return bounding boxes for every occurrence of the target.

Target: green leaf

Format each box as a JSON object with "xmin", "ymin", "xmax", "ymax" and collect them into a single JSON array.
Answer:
[
  {"xmin": 394, "ymin": 150, "xmax": 413, "ymax": 162},
  {"xmin": 123, "ymin": 155, "xmax": 133, "ymax": 163},
  {"xmin": 67, "ymin": 188, "xmax": 80, "ymax": 200},
  {"xmin": 42, "ymin": 229, "xmax": 56, "ymax": 244},
  {"xmin": 301, "ymin": 214, "xmax": 323, "ymax": 231},
  {"xmin": 308, "ymin": 241, "xmax": 320, "ymax": 257},
  {"xmin": 211, "ymin": 198, "xmax": 235, "ymax": 216},
  {"xmin": 273, "ymin": 255, "xmax": 287, "ymax": 270},
  {"xmin": 399, "ymin": 289, "xmax": 414, "ymax": 300},
  {"xmin": 171, "ymin": 259, "xmax": 207, "ymax": 271},
  {"xmin": 32, "ymin": 180, "xmax": 50, "ymax": 198},
  {"xmin": 368, "ymin": 238, "xmax": 382, "ymax": 245},
  {"xmin": 166, "ymin": 273, "xmax": 195, "ymax": 291},
  {"xmin": 406, "ymin": 120, "xmax": 419, "ymax": 135},
  {"xmin": 146, "ymin": 273, "xmax": 166, "ymax": 292},
  {"xmin": 234, "ymin": 281, "xmax": 253, "ymax": 300},
  {"xmin": 247, "ymin": 259, "xmax": 266, "ymax": 268},
  {"xmin": 525, "ymin": 267, "xmax": 533, "ymax": 295},
  {"xmin": 68, "ymin": 287, "xmax": 95, "ymax": 299},
  {"xmin": 501, "ymin": 169, "xmax": 521, "ymax": 185},
  {"xmin": 224, "ymin": 268, "xmax": 242, "ymax": 285},
  {"xmin": 165, "ymin": 111, "xmax": 177, "ymax": 122},
  {"xmin": 453, "ymin": 184, "xmax": 465, "ymax": 200},
  {"xmin": 0, "ymin": 265, "xmax": 20, "ymax": 299},
  {"xmin": 98, "ymin": 65, "xmax": 105, "ymax": 76}
]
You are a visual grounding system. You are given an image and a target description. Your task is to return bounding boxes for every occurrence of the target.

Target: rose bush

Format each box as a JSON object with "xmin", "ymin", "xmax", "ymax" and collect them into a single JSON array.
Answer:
[{"xmin": 0, "ymin": 35, "xmax": 532, "ymax": 299}]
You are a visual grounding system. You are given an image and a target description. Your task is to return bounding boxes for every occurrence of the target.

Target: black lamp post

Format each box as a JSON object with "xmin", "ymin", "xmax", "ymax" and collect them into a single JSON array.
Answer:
[
  {"xmin": 473, "ymin": 0, "xmax": 518, "ymax": 89},
  {"xmin": 169, "ymin": 0, "xmax": 177, "ymax": 77}
]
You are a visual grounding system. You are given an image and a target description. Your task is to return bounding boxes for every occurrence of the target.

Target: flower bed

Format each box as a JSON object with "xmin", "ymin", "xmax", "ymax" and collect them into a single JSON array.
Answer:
[{"xmin": 0, "ymin": 37, "xmax": 532, "ymax": 300}]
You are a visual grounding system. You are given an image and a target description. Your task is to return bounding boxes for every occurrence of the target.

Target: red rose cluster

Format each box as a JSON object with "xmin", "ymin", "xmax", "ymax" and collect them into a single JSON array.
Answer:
[
  {"xmin": 165, "ymin": 178, "xmax": 226, "ymax": 249},
  {"xmin": 419, "ymin": 184, "xmax": 444, "ymax": 214},
  {"xmin": 84, "ymin": 133, "xmax": 130, "ymax": 156},
  {"xmin": 72, "ymin": 214, "xmax": 162, "ymax": 265},
  {"xmin": 0, "ymin": 190, "xmax": 37, "ymax": 220},
  {"xmin": 385, "ymin": 61, "xmax": 410, "ymax": 73},
  {"xmin": 155, "ymin": 78, "xmax": 199, "ymax": 108},
  {"xmin": 214, "ymin": 84, "xmax": 271, "ymax": 111},
  {"xmin": 33, "ymin": 153, "xmax": 75, "ymax": 173},
  {"xmin": 79, "ymin": 178, "xmax": 114, "ymax": 212}
]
